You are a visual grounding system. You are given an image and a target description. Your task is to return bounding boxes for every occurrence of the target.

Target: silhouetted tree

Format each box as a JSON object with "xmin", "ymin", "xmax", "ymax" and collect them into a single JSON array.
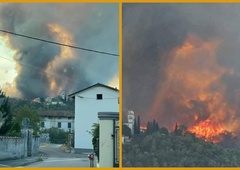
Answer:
[
  {"xmin": 147, "ymin": 119, "xmax": 159, "ymax": 134},
  {"xmin": 0, "ymin": 90, "xmax": 13, "ymax": 135},
  {"xmin": 159, "ymin": 127, "xmax": 169, "ymax": 135},
  {"xmin": 137, "ymin": 115, "xmax": 141, "ymax": 134},
  {"xmin": 134, "ymin": 118, "xmax": 138, "ymax": 134},
  {"xmin": 123, "ymin": 124, "xmax": 132, "ymax": 137}
]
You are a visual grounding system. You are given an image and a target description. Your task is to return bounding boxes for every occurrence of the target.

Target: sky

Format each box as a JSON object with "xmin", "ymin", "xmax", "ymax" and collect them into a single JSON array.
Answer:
[
  {"xmin": 0, "ymin": 3, "xmax": 119, "ymax": 100},
  {"xmin": 122, "ymin": 4, "xmax": 240, "ymax": 134}
]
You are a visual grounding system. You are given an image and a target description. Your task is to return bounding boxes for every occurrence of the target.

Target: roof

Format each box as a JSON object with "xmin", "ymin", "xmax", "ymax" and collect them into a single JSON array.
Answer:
[
  {"xmin": 40, "ymin": 110, "xmax": 74, "ymax": 118},
  {"xmin": 68, "ymin": 83, "xmax": 119, "ymax": 98}
]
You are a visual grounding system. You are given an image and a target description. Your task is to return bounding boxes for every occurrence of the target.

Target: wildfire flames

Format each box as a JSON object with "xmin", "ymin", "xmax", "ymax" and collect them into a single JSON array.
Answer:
[
  {"xmin": 150, "ymin": 33, "xmax": 239, "ymax": 143},
  {"xmin": 140, "ymin": 125, "xmax": 147, "ymax": 131},
  {"xmin": 189, "ymin": 119, "xmax": 226, "ymax": 143}
]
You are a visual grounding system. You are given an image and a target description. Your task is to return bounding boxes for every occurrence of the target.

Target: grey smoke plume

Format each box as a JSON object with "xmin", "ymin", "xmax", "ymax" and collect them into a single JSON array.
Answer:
[
  {"xmin": 0, "ymin": 3, "xmax": 118, "ymax": 99},
  {"xmin": 123, "ymin": 4, "xmax": 240, "ymax": 128}
]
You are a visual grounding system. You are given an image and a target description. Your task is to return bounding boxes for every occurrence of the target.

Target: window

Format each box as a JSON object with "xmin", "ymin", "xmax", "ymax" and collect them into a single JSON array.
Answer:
[
  {"xmin": 96, "ymin": 94, "xmax": 103, "ymax": 100},
  {"xmin": 41, "ymin": 122, "xmax": 45, "ymax": 128},
  {"xmin": 58, "ymin": 122, "xmax": 61, "ymax": 128},
  {"xmin": 68, "ymin": 122, "xmax": 71, "ymax": 128}
]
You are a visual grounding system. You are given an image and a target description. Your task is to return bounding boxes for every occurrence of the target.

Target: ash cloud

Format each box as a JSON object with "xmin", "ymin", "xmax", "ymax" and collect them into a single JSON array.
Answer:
[
  {"xmin": 123, "ymin": 4, "xmax": 240, "ymax": 126},
  {"xmin": 0, "ymin": 3, "xmax": 118, "ymax": 99}
]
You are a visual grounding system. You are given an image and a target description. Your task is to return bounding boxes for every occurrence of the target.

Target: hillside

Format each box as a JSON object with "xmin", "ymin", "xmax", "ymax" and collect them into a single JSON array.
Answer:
[
  {"xmin": 123, "ymin": 130, "xmax": 240, "ymax": 167},
  {"xmin": 8, "ymin": 97, "xmax": 74, "ymax": 112}
]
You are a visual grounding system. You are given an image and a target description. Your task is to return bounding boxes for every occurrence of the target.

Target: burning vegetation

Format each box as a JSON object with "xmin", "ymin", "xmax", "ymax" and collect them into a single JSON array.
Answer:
[
  {"xmin": 123, "ymin": 4, "xmax": 240, "ymax": 145},
  {"xmin": 149, "ymin": 34, "xmax": 239, "ymax": 144}
]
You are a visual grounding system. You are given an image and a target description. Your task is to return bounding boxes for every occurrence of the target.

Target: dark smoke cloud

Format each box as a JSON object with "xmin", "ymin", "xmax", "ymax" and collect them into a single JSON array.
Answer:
[
  {"xmin": 123, "ymin": 4, "xmax": 240, "ymax": 125},
  {"xmin": 0, "ymin": 3, "xmax": 118, "ymax": 99}
]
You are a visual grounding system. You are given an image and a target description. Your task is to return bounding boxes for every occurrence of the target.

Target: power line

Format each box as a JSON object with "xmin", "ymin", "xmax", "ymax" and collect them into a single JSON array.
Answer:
[
  {"xmin": 77, "ymin": 95, "xmax": 118, "ymax": 99},
  {"xmin": 0, "ymin": 56, "xmax": 68, "ymax": 82},
  {"xmin": 0, "ymin": 29, "xmax": 119, "ymax": 57},
  {"xmin": 0, "ymin": 54, "xmax": 117, "ymax": 89}
]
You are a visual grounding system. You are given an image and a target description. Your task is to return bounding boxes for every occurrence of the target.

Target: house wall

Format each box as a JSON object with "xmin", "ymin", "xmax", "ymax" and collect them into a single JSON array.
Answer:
[
  {"xmin": 41, "ymin": 117, "xmax": 74, "ymax": 132},
  {"xmin": 74, "ymin": 86, "xmax": 119, "ymax": 152},
  {"xmin": 98, "ymin": 112, "xmax": 119, "ymax": 167}
]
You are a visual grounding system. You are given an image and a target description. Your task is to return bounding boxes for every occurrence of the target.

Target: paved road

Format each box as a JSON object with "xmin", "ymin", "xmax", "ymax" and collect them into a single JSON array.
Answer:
[
  {"xmin": 25, "ymin": 144, "xmax": 93, "ymax": 167},
  {"xmin": 0, "ymin": 144, "xmax": 94, "ymax": 167},
  {"xmin": 39, "ymin": 144, "xmax": 85, "ymax": 158},
  {"xmin": 25, "ymin": 157, "xmax": 91, "ymax": 167}
]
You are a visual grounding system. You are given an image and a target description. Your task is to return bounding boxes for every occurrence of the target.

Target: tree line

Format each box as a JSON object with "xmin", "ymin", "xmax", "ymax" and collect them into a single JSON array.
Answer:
[
  {"xmin": 123, "ymin": 117, "xmax": 240, "ymax": 167},
  {"xmin": 0, "ymin": 89, "xmax": 73, "ymax": 139}
]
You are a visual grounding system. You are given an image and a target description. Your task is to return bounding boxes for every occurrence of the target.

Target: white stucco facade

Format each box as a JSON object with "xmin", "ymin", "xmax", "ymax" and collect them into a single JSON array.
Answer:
[
  {"xmin": 41, "ymin": 117, "xmax": 74, "ymax": 132},
  {"xmin": 98, "ymin": 112, "xmax": 119, "ymax": 167},
  {"xmin": 69, "ymin": 83, "xmax": 119, "ymax": 152}
]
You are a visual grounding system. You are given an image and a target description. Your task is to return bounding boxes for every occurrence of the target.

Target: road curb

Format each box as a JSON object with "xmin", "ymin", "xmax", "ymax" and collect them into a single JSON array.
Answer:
[{"xmin": 14, "ymin": 157, "xmax": 43, "ymax": 167}]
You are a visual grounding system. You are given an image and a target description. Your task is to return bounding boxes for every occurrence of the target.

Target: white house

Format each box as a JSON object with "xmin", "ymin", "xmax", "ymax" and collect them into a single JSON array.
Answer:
[
  {"xmin": 68, "ymin": 83, "xmax": 119, "ymax": 153},
  {"xmin": 40, "ymin": 110, "xmax": 74, "ymax": 132}
]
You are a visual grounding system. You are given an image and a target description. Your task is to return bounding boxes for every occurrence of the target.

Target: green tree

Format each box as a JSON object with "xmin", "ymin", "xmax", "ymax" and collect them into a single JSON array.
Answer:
[
  {"xmin": 88, "ymin": 123, "xmax": 99, "ymax": 161},
  {"xmin": 13, "ymin": 105, "xmax": 41, "ymax": 135},
  {"xmin": 159, "ymin": 127, "xmax": 169, "ymax": 135},
  {"xmin": 0, "ymin": 90, "xmax": 13, "ymax": 135},
  {"xmin": 7, "ymin": 122, "xmax": 21, "ymax": 136},
  {"xmin": 123, "ymin": 125, "xmax": 240, "ymax": 167},
  {"xmin": 44, "ymin": 127, "xmax": 67, "ymax": 144}
]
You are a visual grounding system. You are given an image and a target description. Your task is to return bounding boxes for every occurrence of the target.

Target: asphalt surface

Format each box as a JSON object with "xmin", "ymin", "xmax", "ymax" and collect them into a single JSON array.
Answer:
[
  {"xmin": 0, "ymin": 143, "xmax": 93, "ymax": 167},
  {"xmin": 39, "ymin": 143, "xmax": 87, "ymax": 158}
]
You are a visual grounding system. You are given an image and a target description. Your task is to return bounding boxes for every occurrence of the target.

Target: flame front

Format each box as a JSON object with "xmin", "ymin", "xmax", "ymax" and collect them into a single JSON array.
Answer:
[
  {"xmin": 189, "ymin": 119, "xmax": 226, "ymax": 143},
  {"xmin": 150, "ymin": 33, "xmax": 239, "ymax": 143}
]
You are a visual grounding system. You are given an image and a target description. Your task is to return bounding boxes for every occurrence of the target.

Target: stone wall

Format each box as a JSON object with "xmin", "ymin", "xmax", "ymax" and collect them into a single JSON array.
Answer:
[
  {"xmin": 32, "ymin": 136, "xmax": 40, "ymax": 155},
  {"xmin": 40, "ymin": 133, "xmax": 50, "ymax": 143},
  {"xmin": 0, "ymin": 136, "xmax": 25, "ymax": 160},
  {"xmin": 0, "ymin": 135, "xmax": 40, "ymax": 161}
]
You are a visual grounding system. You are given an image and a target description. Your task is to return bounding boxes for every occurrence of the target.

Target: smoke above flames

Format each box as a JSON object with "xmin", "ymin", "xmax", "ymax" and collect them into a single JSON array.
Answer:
[
  {"xmin": 123, "ymin": 4, "xmax": 240, "ymax": 141},
  {"xmin": 0, "ymin": 3, "xmax": 118, "ymax": 99}
]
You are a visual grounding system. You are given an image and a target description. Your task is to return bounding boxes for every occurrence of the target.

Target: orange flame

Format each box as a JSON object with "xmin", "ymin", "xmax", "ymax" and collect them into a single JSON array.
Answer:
[
  {"xmin": 140, "ymin": 125, "xmax": 147, "ymax": 130},
  {"xmin": 194, "ymin": 114, "xmax": 198, "ymax": 121},
  {"xmin": 189, "ymin": 119, "xmax": 226, "ymax": 143},
  {"xmin": 150, "ymin": 33, "xmax": 239, "ymax": 143}
]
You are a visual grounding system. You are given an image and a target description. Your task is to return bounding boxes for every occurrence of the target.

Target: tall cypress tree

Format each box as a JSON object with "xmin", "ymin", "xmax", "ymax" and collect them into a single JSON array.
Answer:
[
  {"xmin": 134, "ymin": 118, "xmax": 138, "ymax": 134},
  {"xmin": 137, "ymin": 115, "xmax": 140, "ymax": 134}
]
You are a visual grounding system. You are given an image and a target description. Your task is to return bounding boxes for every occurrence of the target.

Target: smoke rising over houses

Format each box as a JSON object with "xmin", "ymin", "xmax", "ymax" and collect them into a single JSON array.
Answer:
[{"xmin": 0, "ymin": 3, "xmax": 118, "ymax": 99}]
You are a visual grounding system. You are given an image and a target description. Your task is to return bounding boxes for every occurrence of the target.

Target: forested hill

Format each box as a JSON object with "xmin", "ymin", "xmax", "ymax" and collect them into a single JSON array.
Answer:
[
  {"xmin": 123, "ymin": 131, "xmax": 240, "ymax": 167},
  {"xmin": 8, "ymin": 97, "xmax": 74, "ymax": 112}
]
